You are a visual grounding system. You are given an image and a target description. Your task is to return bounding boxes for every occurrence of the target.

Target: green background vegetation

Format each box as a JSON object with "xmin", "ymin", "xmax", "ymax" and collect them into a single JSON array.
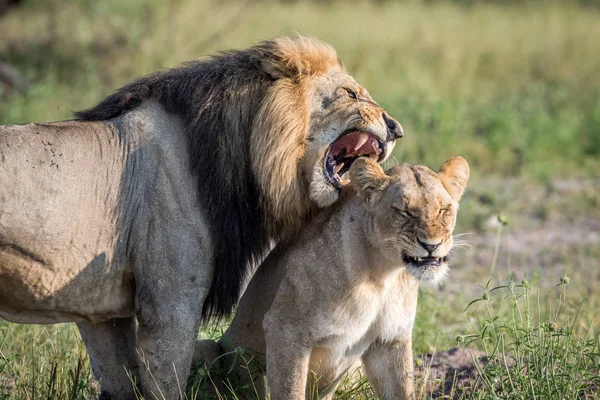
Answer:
[
  {"xmin": 1, "ymin": 0, "xmax": 599, "ymax": 398},
  {"xmin": 2, "ymin": 0, "xmax": 600, "ymax": 180}
]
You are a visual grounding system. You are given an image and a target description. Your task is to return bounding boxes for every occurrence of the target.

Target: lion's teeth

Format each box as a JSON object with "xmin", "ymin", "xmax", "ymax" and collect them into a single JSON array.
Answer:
[
  {"xmin": 341, "ymin": 178, "xmax": 351, "ymax": 185},
  {"xmin": 334, "ymin": 163, "xmax": 344, "ymax": 175},
  {"xmin": 417, "ymin": 257, "xmax": 423, "ymax": 262},
  {"xmin": 354, "ymin": 133, "xmax": 369, "ymax": 151}
]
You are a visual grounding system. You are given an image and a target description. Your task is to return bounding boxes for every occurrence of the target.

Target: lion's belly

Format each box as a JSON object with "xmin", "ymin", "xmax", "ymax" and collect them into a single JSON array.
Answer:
[
  {"xmin": 0, "ymin": 247, "xmax": 136, "ymax": 324},
  {"xmin": 0, "ymin": 121, "xmax": 135, "ymax": 324}
]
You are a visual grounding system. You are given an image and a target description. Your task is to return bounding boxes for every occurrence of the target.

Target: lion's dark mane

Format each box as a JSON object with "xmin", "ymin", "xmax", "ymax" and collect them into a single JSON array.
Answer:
[{"xmin": 75, "ymin": 46, "xmax": 277, "ymax": 320}]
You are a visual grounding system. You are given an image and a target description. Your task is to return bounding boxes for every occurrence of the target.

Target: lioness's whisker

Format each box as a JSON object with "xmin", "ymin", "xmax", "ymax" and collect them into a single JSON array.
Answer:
[
  {"xmin": 453, "ymin": 233, "xmax": 473, "ymax": 238},
  {"xmin": 452, "ymin": 240, "xmax": 472, "ymax": 248}
]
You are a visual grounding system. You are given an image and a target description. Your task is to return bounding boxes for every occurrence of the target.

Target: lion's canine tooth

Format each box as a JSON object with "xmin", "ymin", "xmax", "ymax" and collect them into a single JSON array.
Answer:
[
  {"xmin": 341, "ymin": 178, "xmax": 351, "ymax": 185},
  {"xmin": 417, "ymin": 257, "xmax": 423, "ymax": 262},
  {"xmin": 334, "ymin": 163, "xmax": 344, "ymax": 175},
  {"xmin": 354, "ymin": 133, "xmax": 369, "ymax": 151}
]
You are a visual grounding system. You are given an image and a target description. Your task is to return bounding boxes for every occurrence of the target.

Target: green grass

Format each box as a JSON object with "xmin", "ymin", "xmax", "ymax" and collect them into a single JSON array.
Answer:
[
  {"xmin": 1, "ymin": 0, "xmax": 599, "ymax": 398},
  {"xmin": 458, "ymin": 276, "xmax": 600, "ymax": 399},
  {"xmin": 1, "ymin": 0, "xmax": 600, "ymax": 179},
  {"xmin": 0, "ymin": 323, "xmax": 96, "ymax": 399}
]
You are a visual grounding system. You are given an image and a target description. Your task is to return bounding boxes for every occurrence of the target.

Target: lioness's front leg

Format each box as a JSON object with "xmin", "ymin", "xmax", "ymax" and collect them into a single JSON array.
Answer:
[
  {"xmin": 362, "ymin": 338, "xmax": 414, "ymax": 400},
  {"xmin": 264, "ymin": 331, "xmax": 311, "ymax": 400}
]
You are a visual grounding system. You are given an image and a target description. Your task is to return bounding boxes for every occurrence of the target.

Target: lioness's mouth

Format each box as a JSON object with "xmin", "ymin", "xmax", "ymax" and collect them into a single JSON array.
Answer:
[
  {"xmin": 403, "ymin": 255, "xmax": 448, "ymax": 268},
  {"xmin": 324, "ymin": 130, "xmax": 384, "ymax": 189}
]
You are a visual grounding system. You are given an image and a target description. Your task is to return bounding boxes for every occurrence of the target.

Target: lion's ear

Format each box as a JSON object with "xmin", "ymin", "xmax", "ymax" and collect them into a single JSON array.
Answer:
[
  {"xmin": 438, "ymin": 156, "xmax": 470, "ymax": 201},
  {"xmin": 260, "ymin": 58, "xmax": 291, "ymax": 79},
  {"xmin": 349, "ymin": 158, "xmax": 390, "ymax": 202}
]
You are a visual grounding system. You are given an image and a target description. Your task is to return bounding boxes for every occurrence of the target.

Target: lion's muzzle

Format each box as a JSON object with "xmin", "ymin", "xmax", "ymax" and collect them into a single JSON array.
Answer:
[{"xmin": 383, "ymin": 112, "xmax": 403, "ymax": 141}]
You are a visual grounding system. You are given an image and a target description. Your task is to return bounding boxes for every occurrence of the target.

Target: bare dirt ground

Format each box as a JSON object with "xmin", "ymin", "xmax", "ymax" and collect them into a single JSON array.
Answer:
[
  {"xmin": 414, "ymin": 347, "xmax": 493, "ymax": 399},
  {"xmin": 441, "ymin": 177, "xmax": 600, "ymax": 300}
]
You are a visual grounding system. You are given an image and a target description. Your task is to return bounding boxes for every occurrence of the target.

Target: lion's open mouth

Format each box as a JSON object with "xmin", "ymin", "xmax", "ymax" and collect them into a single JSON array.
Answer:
[
  {"xmin": 324, "ymin": 130, "xmax": 384, "ymax": 189},
  {"xmin": 403, "ymin": 255, "xmax": 448, "ymax": 268}
]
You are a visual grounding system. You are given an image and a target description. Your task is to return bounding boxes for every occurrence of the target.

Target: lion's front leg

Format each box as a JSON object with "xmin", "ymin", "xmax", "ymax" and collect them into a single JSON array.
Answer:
[
  {"xmin": 134, "ymin": 222, "xmax": 211, "ymax": 399},
  {"xmin": 135, "ymin": 278, "xmax": 207, "ymax": 399},
  {"xmin": 136, "ymin": 296, "xmax": 203, "ymax": 399},
  {"xmin": 78, "ymin": 317, "xmax": 140, "ymax": 400}
]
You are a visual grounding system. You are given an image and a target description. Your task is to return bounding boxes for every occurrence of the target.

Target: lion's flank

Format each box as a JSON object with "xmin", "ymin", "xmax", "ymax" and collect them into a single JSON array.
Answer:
[{"xmin": 75, "ymin": 37, "xmax": 341, "ymax": 320}]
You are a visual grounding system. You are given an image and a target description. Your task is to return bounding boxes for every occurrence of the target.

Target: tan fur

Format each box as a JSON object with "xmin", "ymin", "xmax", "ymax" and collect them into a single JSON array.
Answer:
[
  {"xmin": 194, "ymin": 157, "xmax": 470, "ymax": 399},
  {"xmin": 251, "ymin": 77, "xmax": 312, "ymax": 235},
  {"xmin": 260, "ymin": 36, "xmax": 342, "ymax": 80}
]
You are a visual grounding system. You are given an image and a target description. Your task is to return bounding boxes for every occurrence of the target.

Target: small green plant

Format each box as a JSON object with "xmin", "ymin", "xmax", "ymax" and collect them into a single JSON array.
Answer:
[
  {"xmin": 459, "ymin": 275, "xmax": 600, "ymax": 399},
  {"xmin": 187, "ymin": 345, "xmax": 266, "ymax": 400}
]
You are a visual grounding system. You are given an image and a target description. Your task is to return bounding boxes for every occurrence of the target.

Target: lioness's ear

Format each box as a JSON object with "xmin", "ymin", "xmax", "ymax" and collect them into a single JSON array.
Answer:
[
  {"xmin": 349, "ymin": 158, "xmax": 390, "ymax": 202},
  {"xmin": 438, "ymin": 156, "xmax": 470, "ymax": 201}
]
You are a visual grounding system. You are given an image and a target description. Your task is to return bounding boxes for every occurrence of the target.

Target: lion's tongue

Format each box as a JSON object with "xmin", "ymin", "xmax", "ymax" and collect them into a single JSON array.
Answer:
[{"xmin": 330, "ymin": 132, "xmax": 379, "ymax": 160}]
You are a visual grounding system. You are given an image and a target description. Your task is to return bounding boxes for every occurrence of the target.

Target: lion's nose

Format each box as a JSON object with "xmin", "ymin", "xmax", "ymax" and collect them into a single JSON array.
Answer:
[
  {"xmin": 417, "ymin": 237, "xmax": 441, "ymax": 255},
  {"xmin": 382, "ymin": 112, "xmax": 403, "ymax": 140}
]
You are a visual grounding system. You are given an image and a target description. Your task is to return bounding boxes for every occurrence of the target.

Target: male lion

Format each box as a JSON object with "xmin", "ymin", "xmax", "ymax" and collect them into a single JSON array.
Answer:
[
  {"xmin": 0, "ymin": 37, "xmax": 402, "ymax": 399},
  {"xmin": 193, "ymin": 156, "xmax": 470, "ymax": 400}
]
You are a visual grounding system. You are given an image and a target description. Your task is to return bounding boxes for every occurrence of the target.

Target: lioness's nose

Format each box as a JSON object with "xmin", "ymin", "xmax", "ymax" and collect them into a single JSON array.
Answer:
[
  {"xmin": 418, "ymin": 238, "xmax": 441, "ymax": 255},
  {"xmin": 382, "ymin": 112, "xmax": 403, "ymax": 140}
]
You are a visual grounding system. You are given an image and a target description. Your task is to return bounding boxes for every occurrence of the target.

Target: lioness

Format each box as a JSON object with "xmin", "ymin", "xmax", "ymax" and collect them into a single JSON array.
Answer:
[{"xmin": 194, "ymin": 156, "xmax": 470, "ymax": 400}]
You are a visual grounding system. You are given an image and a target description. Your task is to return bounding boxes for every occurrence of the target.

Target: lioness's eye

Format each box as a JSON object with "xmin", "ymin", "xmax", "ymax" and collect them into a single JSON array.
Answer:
[{"xmin": 345, "ymin": 88, "xmax": 357, "ymax": 99}]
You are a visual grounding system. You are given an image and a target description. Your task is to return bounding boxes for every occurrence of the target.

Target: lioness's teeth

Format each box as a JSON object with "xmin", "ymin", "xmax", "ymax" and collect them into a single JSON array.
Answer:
[
  {"xmin": 341, "ymin": 178, "xmax": 351, "ymax": 185},
  {"xmin": 334, "ymin": 163, "xmax": 344, "ymax": 174},
  {"xmin": 354, "ymin": 133, "xmax": 369, "ymax": 151},
  {"xmin": 417, "ymin": 257, "xmax": 423, "ymax": 262}
]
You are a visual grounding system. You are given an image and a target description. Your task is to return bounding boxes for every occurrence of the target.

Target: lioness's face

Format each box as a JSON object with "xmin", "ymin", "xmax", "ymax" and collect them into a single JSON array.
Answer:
[
  {"xmin": 304, "ymin": 69, "xmax": 403, "ymax": 208},
  {"xmin": 350, "ymin": 157, "xmax": 470, "ymax": 283}
]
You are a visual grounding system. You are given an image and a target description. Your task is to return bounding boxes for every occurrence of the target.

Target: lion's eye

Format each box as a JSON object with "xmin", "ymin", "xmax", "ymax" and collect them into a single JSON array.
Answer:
[
  {"xmin": 345, "ymin": 88, "xmax": 357, "ymax": 99},
  {"xmin": 439, "ymin": 207, "xmax": 450, "ymax": 216}
]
